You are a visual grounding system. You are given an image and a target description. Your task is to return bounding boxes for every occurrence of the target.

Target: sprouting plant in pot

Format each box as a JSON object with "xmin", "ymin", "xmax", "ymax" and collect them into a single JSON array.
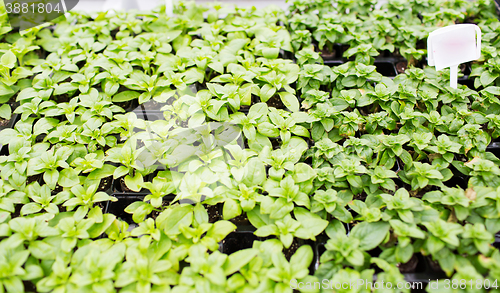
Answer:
[
  {"xmin": 156, "ymin": 203, "xmax": 237, "ymax": 252},
  {"xmin": 420, "ymin": 219, "xmax": 464, "ymax": 274},
  {"xmin": 318, "ymin": 220, "xmax": 390, "ymax": 271},
  {"xmin": 339, "ymin": 110, "xmax": 365, "ymax": 138},
  {"xmin": 348, "ymin": 200, "xmax": 382, "ymax": 223},
  {"xmin": 215, "ymin": 155, "xmax": 266, "ymax": 221},
  {"xmin": 343, "ymin": 43, "xmax": 379, "ymax": 65},
  {"xmin": 295, "ymin": 46, "xmax": 322, "ymax": 67},
  {"xmin": 359, "ymin": 81, "xmax": 397, "ymax": 112},
  {"xmin": 106, "ymin": 137, "xmax": 157, "ymax": 192},
  {"xmin": 206, "ymin": 83, "xmax": 251, "ymax": 111},
  {"xmin": 25, "ymin": 145, "xmax": 74, "ymax": 190},
  {"xmin": 366, "ymin": 165, "xmax": 398, "ymax": 193},
  {"xmin": 457, "ymin": 124, "xmax": 491, "ymax": 155},
  {"xmin": 63, "ymin": 182, "xmax": 117, "ymax": 216},
  {"xmin": 0, "ymin": 50, "xmax": 32, "ymax": 102},
  {"xmin": 0, "ymin": 240, "xmax": 38, "ymax": 293},
  {"xmin": 265, "ymin": 245, "xmax": 319, "ymax": 293},
  {"xmin": 297, "ymin": 64, "xmax": 333, "ymax": 93},
  {"xmin": 228, "ymin": 102, "xmax": 268, "ymax": 142},
  {"xmin": 248, "ymin": 207, "xmax": 328, "ymax": 249},
  {"xmin": 379, "ymin": 219, "xmax": 426, "ymax": 269},
  {"xmin": 311, "ymin": 189, "xmax": 353, "ymax": 223},
  {"xmin": 77, "ymin": 118, "xmax": 118, "ymax": 152},
  {"xmin": 331, "ymin": 156, "xmax": 368, "ymax": 195},
  {"xmin": 290, "ymin": 30, "xmax": 312, "ymax": 53},
  {"xmin": 373, "ymin": 134, "xmax": 411, "ymax": 169},
  {"xmin": 69, "ymin": 150, "xmax": 116, "ymax": 187},
  {"xmin": 120, "ymin": 71, "xmax": 172, "ymax": 104},
  {"xmin": 174, "ymin": 243, "xmax": 229, "ymax": 291},
  {"xmin": 424, "ymin": 134, "xmax": 463, "ymax": 164},
  {"xmin": 364, "ymin": 112, "xmax": 396, "ymax": 135},
  {"xmin": 331, "ymin": 62, "xmax": 382, "ymax": 91},
  {"xmin": 15, "ymin": 93, "xmax": 59, "ymax": 121},
  {"xmin": 422, "ymin": 187, "xmax": 472, "ymax": 222},
  {"xmin": 256, "ymin": 71, "xmax": 301, "ymax": 112},
  {"xmin": 258, "ymin": 138, "xmax": 308, "ymax": 181},
  {"xmin": 0, "ymin": 139, "xmax": 46, "ymax": 189},
  {"xmin": 261, "ymin": 175, "xmax": 311, "ymax": 220},
  {"xmin": 459, "ymin": 223, "xmax": 494, "ymax": 256},
  {"xmin": 77, "ymin": 88, "xmax": 125, "ymax": 121},
  {"xmin": 379, "ymin": 188, "xmax": 425, "ymax": 223},
  {"xmin": 141, "ymin": 175, "xmax": 176, "ymax": 209},
  {"xmin": 223, "ymin": 240, "xmax": 280, "ymax": 292},
  {"xmin": 20, "ymin": 182, "xmax": 66, "ymax": 216},
  {"xmin": 462, "ymin": 158, "xmax": 500, "ymax": 188},
  {"xmin": 398, "ymin": 161, "xmax": 453, "ymax": 191},
  {"xmin": 113, "ymin": 237, "xmax": 178, "ymax": 292},
  {"xmin": 64, "ymin": 243, "xmax": 125, "ymax": 293}
]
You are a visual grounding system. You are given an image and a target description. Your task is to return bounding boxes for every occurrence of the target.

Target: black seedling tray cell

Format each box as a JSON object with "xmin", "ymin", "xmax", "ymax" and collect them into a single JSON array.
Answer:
[
  {"xmin": 115, "ymin": 98, "xmax": 139, "ymax": 113},
  {"xmin": 133, "ymin": 111, "xmax": 163, "ymax": 122},
  {"xmin": 105, "ymin": 195, "xmax": 145, "ymax": 226},
  {"xmin": 97, "ymin": 176, "xmax": 114, "ymax": 194},
  {"xmin": 313, "ymin": 237, "xmax": 327, "ymax": 272},
  {"xmin": 0, "ymin": 144, "xmax": 8, "ymax": 156},
  {"xmin": 219, "ymin": 231, "xmax": 261, "ymax": 255},
  {"xmin": 135, "ymin": 100, "xmax": 170, "ymax": 111},
  {"xmin": 280, "ymin": 49, "xmax": 295, "ymax": 61},
  {"xmin": 0, "ymin": 113, "xmax": 18, "ymax": 131},
  {"xmin": 323, "ymin": 59, "xmax": 344, "ymax": 67},
  {"xmin": 112, "ymin": 175, "xmax": 152, "ymax": 194},
  {"xmin": 457, "ymin": 78, "xmax": 475, "ymax": 90},
  {"xmin": 443, "ymin": 175, "xmax": 468, "ymax": 189},
  {"xmin": 487, "ymin": 142, "xmax": 500, "ymax": 160},
  {"xmin": 374, "ymin": 60, "xmax": 398, "ymax": 77},
  {"xmin": 316, "ymin": 43, "xmax": 347, "ymax": 60}
]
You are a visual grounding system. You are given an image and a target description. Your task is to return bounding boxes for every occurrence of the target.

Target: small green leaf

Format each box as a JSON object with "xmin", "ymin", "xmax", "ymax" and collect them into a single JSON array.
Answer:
[
  {"xmin": 112, "ymin": 91, "xmax": 141, "ymax": 102},
  {"xmin": 0, "ymin": 104, "xmax": 11, "ymax": 120}
]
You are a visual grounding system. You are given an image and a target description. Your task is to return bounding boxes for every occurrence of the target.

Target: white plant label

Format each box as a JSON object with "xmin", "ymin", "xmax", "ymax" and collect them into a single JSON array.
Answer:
[{"xmin": 427, "ymin": 24, "xmax": 481, "ymax": 89}]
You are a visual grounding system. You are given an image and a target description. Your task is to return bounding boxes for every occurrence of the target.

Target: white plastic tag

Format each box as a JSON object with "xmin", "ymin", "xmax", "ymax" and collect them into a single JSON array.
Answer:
[
  {"xmin": 427, "ymin": 24, "xmax": 481, "ymax": 88},
  {"xmin": 165, "ymin": 0, "xmax": 173, "ymax": 16}
]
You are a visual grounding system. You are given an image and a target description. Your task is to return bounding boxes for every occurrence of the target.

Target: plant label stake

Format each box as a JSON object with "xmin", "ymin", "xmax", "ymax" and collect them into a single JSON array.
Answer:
[
  {"xmin": 427, "ymin": 24, "xmax": 481, "ymax": 89},
  {"xmin": 165, "ymin": 0, "xmax": 174, "ymax": 17}
]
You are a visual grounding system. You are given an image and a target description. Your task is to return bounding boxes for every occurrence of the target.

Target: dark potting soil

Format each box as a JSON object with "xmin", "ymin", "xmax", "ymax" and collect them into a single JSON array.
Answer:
[
  {"xmin": 0, "ymin": 118, "xmax": 10, "ymax": 127},
  {"xmin": 119, "ymin": 177, "xmax": 134, "ymax": 193},
  {"xmin": 205, "ymin": 204, "xmax": 221, "ymax": 223},
  {"xmin": 397, "ymin": 254, "xmax": 420, "ymax": 274},
  {"xmin": 98, "ymin": 176, "xmax": 113, "ymax": 192},
  {"xmin": 27, "ymin": 175, "xmax": 41, "ymax": 185},
  {"xmin": 51, "ymin": 185, "xmax": 64, "ymax": 195},
  {"xmin": 220, "ymin": 231, "xmax": 259, "ymax": 255},
  {"xmin": 374, "ymin": 61, "xmax": 397, "ymax": 77},
  {"xmin": 284, "ymin": 238, "xmax": 301, "ymax": 261},
  {"xmin": 266, "ymin": 95, "xmax": 286, "ymax": 109},
  {"xmin": 229, "ymin": 212, "xmax": 250, "ymax": 225},
  {"xmin": 395, "ymin": 61, "xmax": 407, "ymax": 74}
]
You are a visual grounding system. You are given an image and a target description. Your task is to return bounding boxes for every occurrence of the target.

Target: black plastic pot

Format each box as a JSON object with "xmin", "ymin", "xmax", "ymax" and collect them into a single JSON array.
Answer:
[
  {"xmin": 219, "ymin": 230, "xmax": 261, "ymax": 255},
  {"xmin": 105, "ymin": 194, "xmax": 145, "ymax": 226},
  {"xmin": 0, "ymin": 113, "xmax": 18, "ymax": 132},
  {"xmin": 487, "ymin": 142, "xmax": 500, "ymax": 160}
]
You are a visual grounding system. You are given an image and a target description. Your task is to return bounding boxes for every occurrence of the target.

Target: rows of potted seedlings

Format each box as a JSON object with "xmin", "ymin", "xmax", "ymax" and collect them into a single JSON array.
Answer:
[{"xmin": 1, "ymin": 0, "xmax": 500, "ymax": 292}]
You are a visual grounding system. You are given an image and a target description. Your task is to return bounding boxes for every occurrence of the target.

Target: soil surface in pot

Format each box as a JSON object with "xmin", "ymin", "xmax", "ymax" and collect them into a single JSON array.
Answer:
[
  {"xmin": 0, "ymin": 118, "xmax": 11, "ymax": 127},
  {"xmin": 397, "ymin": 254, "xmax": 420, "ymax": 273},
  {"xmin": 98, "ymin": 176, "xmax": 113, "ymax": 192},
  {"xmin": 221, "ymin": 232, "xmax": 259, "ymax": 255},
  {"xmin": 266, "ymin": 95, "xmax": 286, "ymax": 109}
]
